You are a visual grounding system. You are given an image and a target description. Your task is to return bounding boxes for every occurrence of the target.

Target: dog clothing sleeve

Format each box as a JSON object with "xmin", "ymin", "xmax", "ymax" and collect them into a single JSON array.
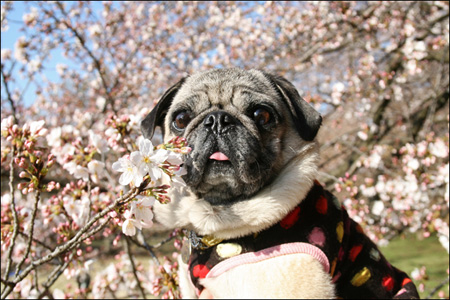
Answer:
[{"xmin": 188, "ymin": 181, "xmax": 420, "ymax": 299}]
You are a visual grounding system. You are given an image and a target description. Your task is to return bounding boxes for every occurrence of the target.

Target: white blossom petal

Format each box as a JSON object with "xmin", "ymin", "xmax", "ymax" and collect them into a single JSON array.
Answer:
[{"xmin": 122, "ymin": 219, "xmax": 136, "ymax": 236}]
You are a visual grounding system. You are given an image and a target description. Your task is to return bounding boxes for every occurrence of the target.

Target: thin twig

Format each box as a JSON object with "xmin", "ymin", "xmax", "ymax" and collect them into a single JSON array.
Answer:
[
  {"xmin": 0, "ymin": 66, "xmax": 18, "ymax": 124},
  {"xmin": 420, "ymin": 51, "xmax": 445, "ymax": 139},
  {"xmin": 426, "ymin": 276, "xmax": 450, "ymax": 299},
  {"xmin": 14, "ymin": 189, "xmax": 41, "ymax": 277},
  {"xmin": 32, "ymin": 268, "xmax": 40, "ymax": 295},
  {"xmin": 2, "ymin": 147, "xmax": 19, "ymax": 286},
  {"xmin": 53, "ymin": 2, "xmax": 116, "ymax": 113},
  {"xmin": 37, "ymin": 250, "xmax": 76, "ymax": 299},
  {"xmin": 106, "ymin": 284, "xmax": 118, "ymax": 299},
  {"xmin": 85, "ymin": 215, "xmax": 112, "ymax": 238},
  {"xmin": 125, "ymin": 237, "xmax": 147, "ymax": 299},
  {"xmin": 128, "ymin": 230, "xmax": 177, "ymax": 267},
  {"xmin": 18, "ymin": 231, "xmax": 54, "ymax": 253}
]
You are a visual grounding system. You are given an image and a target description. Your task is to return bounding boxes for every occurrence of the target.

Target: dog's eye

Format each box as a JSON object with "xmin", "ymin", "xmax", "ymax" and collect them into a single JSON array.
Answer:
[
  {"xmin": 253, "ymin": 108, "xmax": 271, "ymax": 126},
  {"xmin": 173, "ymin": 111, "xmax": 191, "ymax": 130}
]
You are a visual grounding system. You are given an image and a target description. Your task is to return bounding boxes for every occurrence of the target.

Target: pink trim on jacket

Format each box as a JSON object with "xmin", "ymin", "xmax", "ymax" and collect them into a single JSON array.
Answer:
[{"xmin": 205, "ymin": 242, "xmax": 330, "ymax": 279}]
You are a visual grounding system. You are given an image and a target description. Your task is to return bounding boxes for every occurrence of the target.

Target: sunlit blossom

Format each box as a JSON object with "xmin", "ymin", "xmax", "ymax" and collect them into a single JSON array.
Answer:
[
  {"xmin": 1, "ymin": 48, "xmax": 11, "ymax": 61},
  {"xmin": 131, "ymin": 195, "xmax": 155, "ymax": 223},
  {"xmin": 122, "ymin": 218, "xmax": 138, "ymax": 236},
  {"xmin": 89, "ymin": 130, "xmax": 109, "ymax": 154},
  {"xmin": 1, "ymin": 115, "xmax": 14, "ymax": 131},
  {"xmin": 135, "ymin": 138, "xmax": 168, "ymax": 182},
  {"xmin": 88, "ymin": 160, "xmax": 105, "ymax": 184},
  {"xmin": 111, "ymin": 153, "xmax": 145, "ymax": 187}
]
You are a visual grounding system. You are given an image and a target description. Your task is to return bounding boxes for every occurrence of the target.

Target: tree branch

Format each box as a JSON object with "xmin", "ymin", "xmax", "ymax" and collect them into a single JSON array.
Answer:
[
  {"xmin": 426, "ymin": 276, "xmax": 450, "ymax": 299},
  {"xmin": 125, "ymin": 237, "xmax": 146, "ymax": 299},
  {"xmin": 1, "ymin": 65, "xmax": 18, "ymax": 124},
  {"xmin": 37, "ymin": 250, "xmax": 76, "ymax": 299},
  {"xmin": 1, "ymin": 184, "xmax": 143, "ymax": 299}
]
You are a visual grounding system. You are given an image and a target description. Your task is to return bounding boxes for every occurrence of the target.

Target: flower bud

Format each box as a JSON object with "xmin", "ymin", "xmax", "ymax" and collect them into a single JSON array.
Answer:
[
  {"xmin": 24, "ymin": 140, "xmax": 34, "ymax": 150},
  {"xmin": 180, "ymin": 147, "xmax": 192, "ymax": 154},
  {"xmin": 19, "ymin": 171, "xmax": 29, "ymax": 178},
  {"xmin": 17, "ymin": 182, "xmax": 28, "ymax": 190},
  {"xmin": 41, "ymin": 167, "xmax": 48, "ymax": 176},
  {"xmin": 47, "ymin": 159, "xmax": 55, "ymax": 169},
  {"xmin": 18, "ymin": 159, "xmax": 27, "ymax": 168},
  {"xmin": 29, "ymin": 154, "xmax": 37, "ymax": 164},
  {"xmin": 12, "ymin": 124, "xmax": 18, "ymax": 134}
]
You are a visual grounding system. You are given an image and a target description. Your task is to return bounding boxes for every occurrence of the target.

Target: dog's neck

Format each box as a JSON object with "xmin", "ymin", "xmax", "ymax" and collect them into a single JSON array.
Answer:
[{"xmin": 153, "ymin": 142, "xmax": 319, "ymax": 240}]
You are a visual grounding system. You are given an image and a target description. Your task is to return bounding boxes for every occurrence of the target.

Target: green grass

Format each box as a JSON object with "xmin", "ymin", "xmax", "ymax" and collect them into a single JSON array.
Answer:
[{"xmin": 381, "ymin": 235, "xmax": 449, "ymax": 298}]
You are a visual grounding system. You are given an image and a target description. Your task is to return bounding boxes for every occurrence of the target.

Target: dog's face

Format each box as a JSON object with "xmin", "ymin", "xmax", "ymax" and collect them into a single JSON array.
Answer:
[{"xmin": 142, "ymin": 69, "xmax": 322, "ymax": 207}]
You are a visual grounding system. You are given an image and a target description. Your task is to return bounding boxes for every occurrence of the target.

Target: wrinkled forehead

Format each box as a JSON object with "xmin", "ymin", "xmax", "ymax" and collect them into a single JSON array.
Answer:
[{"xmin": 170, "ymin": 69, "xmax": 280, "ymax": 111}]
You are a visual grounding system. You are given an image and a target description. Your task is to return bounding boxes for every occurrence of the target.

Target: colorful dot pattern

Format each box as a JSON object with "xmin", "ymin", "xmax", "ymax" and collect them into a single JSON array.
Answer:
[{"xmin": 188, "ymin": 181, "xmax": 419, "ymax": 298}]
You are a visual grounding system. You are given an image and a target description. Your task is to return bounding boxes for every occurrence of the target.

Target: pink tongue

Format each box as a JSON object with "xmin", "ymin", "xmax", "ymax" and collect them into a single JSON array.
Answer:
[{"xmin": 209, "ymin": 152, "xmax": 229, "ymax": 161}]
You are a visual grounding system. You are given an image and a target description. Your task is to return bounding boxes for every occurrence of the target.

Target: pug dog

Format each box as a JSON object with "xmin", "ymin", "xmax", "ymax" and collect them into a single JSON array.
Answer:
[{"xmin": 141, "ymin": 68, "xmax": 419, "ymax": 299}]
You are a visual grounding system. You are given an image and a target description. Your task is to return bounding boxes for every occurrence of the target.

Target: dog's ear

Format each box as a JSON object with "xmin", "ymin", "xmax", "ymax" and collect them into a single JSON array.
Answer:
[
  {"xmin": 263, "ymin": 72, "xmax": 322, "ymax": 141},
  {"xmin": 141, "ymin": 77, "xmax": 187, "ymax": 139}
]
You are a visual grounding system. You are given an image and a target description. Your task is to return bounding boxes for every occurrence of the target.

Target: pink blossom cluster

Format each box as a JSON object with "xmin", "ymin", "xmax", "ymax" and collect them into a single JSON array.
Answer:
[
  {"xmin": 1, "ymin": 112, "xmax": 189, "ymax": 298},
  {"xmin": 335, "ymin": 133, "xmax": 449, "ymax": 249}
]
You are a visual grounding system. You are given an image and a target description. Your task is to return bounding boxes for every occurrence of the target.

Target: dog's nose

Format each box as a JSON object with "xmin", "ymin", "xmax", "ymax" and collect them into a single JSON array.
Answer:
[{"xmin": 204, "ymin": 111, "xmax": 236, "ymax": 134}]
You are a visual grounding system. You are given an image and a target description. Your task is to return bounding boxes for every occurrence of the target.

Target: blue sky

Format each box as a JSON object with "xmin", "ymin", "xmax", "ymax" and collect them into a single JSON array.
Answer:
[
  {"xmin": 1, "ymin": 1, "xmax": 104, "ymax": 107},
  {"xmin": 2, "ymin": 1, "xmax": 62, "ymax": 107}
]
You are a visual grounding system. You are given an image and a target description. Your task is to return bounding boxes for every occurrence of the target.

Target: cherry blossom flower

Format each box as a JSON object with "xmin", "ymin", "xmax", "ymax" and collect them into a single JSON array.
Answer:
[
  {"xmin": 1, "ymin": 48, "xmax": 11, "ymax": 60},
  {"xmin": 87, "ymin": 159, "xmax": 105, "ymax": 184},
  {"xmin": 89, "ymin": 130, "xmax": 109, "ymax": 154},
  {"xmin": 63, "ymin": 161, "xmax": 90, "ymax": 181},
  {"xmin": 29, "ymin": 120, "xmax": 47, "ymax": 137},
  {"xmin": 135, "ymin": 138, "xmax": 169, "ymax": 182},
  {"xmin": 130, "ymin": 195, "xmax": 155, "ymax": 224},
  {"xmin": 170, "ymin": 167, "xmax": 187, "ymax": 189},
  {"xmin": 122, "ymin": 218, "xmax": 139, "ymax": 236},
  {"xmin": 111, "ymin": 153, "xmax": 145, "ymax": 187},
  {"xmin": 46, "ymin": 127, "xmax": 62, "ymax": 147},
  {"xmin": 63, "ymin": 195, "xmax": 90, "ymax": 226},
  {"xmin": 1, "ymin": 115, "xmax": 14, "ymax": 131},
  {"xmin": 357, "ymin": 131, "xmax": 368, "ymax": 141},
  {"xmin": 371, "ymin": 201, "xmax": 384, "ymax": 216}
]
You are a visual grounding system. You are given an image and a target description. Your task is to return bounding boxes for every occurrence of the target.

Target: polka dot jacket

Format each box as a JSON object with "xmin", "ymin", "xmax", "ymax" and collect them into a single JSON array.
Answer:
[{"xmin": 188, "ymin": 181, "xmax": 420, "ymax": 299}]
